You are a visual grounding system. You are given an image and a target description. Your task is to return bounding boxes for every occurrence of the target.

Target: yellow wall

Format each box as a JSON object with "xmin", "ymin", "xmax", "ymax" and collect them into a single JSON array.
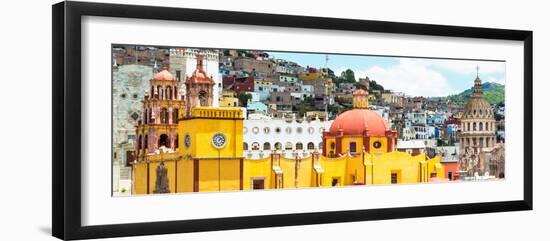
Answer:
[
  {"xmin": 133, "ymin": 159, "xmax": 177, "ymax": 194},
  {"xmin": 132, "ymin": 107, "xmax": 446, "ymax": 194},
  {"xmin": 243, "ymin": 157, "xmax": 273, "ymax": 190},
  {"xmin": 299, "ymin": 71, "xmax": 324, "ymax": 81},
  {"xmin": 134, "ymin": 150, "xmax": 444, "ymax": 194},
  {"xmin": 179, "ymin": 108, "xmax": 243, "ymax": 159},
  {"xmin": 369, "ymin": 136, "xmax": 388, "ymax": 154},
  {"xmin": 220, "ymin": 97, "xmax": 238, "ymax": 107},
  {"xmin": 180, "ymin": 158, "xmax": 194, "ymax": 192}
]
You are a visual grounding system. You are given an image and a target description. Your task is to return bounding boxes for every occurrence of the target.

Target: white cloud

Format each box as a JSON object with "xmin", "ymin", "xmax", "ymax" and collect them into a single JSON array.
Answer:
[
  {"xmin": 360, "ymin": 59, "xmax": 454, "ymax": 97},
  {"xmin": 416, "ymin": 59, "xmax": 505, "ymax": 75}
]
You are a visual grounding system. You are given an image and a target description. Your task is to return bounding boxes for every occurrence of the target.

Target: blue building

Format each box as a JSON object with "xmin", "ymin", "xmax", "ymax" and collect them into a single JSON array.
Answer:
[{"xmin": 247, "ymin": 101, "xmax": 268, "ymax": 114}]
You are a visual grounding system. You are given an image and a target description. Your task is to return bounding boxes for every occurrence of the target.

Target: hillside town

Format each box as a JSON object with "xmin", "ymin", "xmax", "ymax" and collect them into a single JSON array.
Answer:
[{"xmin": 111, "ymin": 45, "xmax": 506, "ymax": 195}]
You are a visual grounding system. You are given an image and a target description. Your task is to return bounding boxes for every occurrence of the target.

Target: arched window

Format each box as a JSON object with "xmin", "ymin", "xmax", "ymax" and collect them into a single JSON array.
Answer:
[
  {"xmin": 161, "ymin": 108, "xmax": 168, "ymax": 124},
  {"xmin": 307, "ymin": 142, "xmax": 315, "ymax": 150},
  {"xmin": 473, "ymin": 122, "xmax": 477, "ymax": 131},
  {"xmin": 151, "ymin": 86, "xmax": 155, "ymax": 98},
  {"xmin": 319, "ymin": 142, "xmax": 323, "ymax": 150},
  {"xmin": 263, "ymin": 142, "xmax": 271, "ymax": 150},
  {"xmin": 485, "ymin": 122, "xmax": 489, "ymax": 131},
  {"xmin": 479, "ymin": 122, "xmax": 483, "ymax": 131},
  {"xmin": 274, "ymin": 142, "xmax": 282, "ymax": 150},
  {"xmin": 172, "ymin": 108, "xmax": 178, "ymax": 124},
  {"xmin": 330, "ymin": 142, "xmax": 336, "ymax": 150},
  {"xmin": 174, "ymin": 86, "xmax": 178, "ymax": 100},
  {"xmin": 159, "ymin": 134, "xmax": 169, "ymax": 148},
  {"xmin": 467, "ymin": 122, "xmax": 471, "ymax": 131},
  {"xmin": 486, "ymin": 137, "xmax": 490, "ymax": 147},
  {"xmin": 349, "ymin": 142, "xmax": 357, "ymax": 153},
  {"xmin": 285, "ymin": 142, "xmax": 293, "ymax": 150},
  {"xmin": 166, "ymin": 86, "xmax": 172, "ymax": 101},
  {"xmin": 243, "ymin": 142, "xmax": 248, "ymax": 151},
  {"xmin": 157, "ymin": 85, "xmax": 163, "ymax": 100},
  {"xmin": 252, "ymin": 142, "xmax": 260, "ymax": 150},
  {"xmin": 148, "ymin": 108, "xmax": 152, "ymax": 123},
  {"xmin": 199, "ymin": 90, "xmax": 208, "ymax": 106},
  {"xmin": 479, "ymin": 137, "xmax": 484, "ymax": 148},
  {"xmin": 296, "ymin": 142, "xmax": 303, "ymax": 150}
]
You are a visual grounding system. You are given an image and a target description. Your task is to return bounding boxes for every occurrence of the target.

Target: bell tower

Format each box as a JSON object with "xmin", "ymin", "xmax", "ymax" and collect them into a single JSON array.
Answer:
[
  {"xmin": 184, "ymin": 52, "xmax": 215, "ymax": 116},
  {"xmin": 135, "ymin": 66, "xmax": 186, "ymax": 161},
  {"xmin": 352, "ymin": 89, "xmax": 369, "ymax": 109}
]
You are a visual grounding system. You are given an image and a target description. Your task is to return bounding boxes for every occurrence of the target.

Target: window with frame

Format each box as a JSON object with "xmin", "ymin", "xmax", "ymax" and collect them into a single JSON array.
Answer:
[
  {"xmin": 349, "ymin": 142, "xmax": 357, "ymax": 153},
  {"xmin": 391, "ymin": 173, "xmax": 398, "ymax": 184},
  {"xmin": 252, "ymin": 178, "xmax": 265, "ymax": 190},
  {"xmin": 126, "ymin": 151, "xmax": 135, "ymax": 167}
]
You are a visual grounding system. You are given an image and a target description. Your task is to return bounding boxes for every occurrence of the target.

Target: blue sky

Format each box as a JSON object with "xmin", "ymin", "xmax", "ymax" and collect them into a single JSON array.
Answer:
[{"xmin": 267, "ymin": 51, "xmax": 506, "ymax": 97}]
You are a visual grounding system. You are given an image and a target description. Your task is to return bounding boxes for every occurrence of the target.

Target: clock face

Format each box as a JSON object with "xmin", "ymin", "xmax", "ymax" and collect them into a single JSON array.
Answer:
[
  {"xmin": 212, "ymin": 133, "xmax": 227, "ymax": 149},
  {"xmin": 184, "ymin": 134, "xmax": 191, "ymax": 148}
]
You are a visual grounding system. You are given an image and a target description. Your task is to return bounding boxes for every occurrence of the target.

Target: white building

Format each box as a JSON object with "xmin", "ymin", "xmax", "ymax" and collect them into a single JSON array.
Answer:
[
  {"xmin": 279, "ymin": 74, "xmax": 299, "ymax": 83},
  {"xmin": 302, "ymin": 84, "xmax": 314, "ymax": 96},
  {"xmin": 247, "ymin": 91, "xmax": 261, "ymax": 102},
  {"xmin": 112, "ymin": 64, "xmax": 154, "ymax": 194},
  {"xmin": 370, "ymin": 105, "xmax": 390, "ymax": 122},
  {"xmin": 243, "ymin": 113, "xmax": 333, "ymax": 159},
  {"xmin": 407, "ymin": 111, "xmax": 427, "ymax": 125},
  {"xmin": 401, "ymin": 127, "xmax": 416, "ymax": 141},
  {"xmin": 396, "ymin": 140, "xmax": 426, "ymax": 155},
  {"xmin": 169, "ymin": 48, "xmax": 222, "ymax": 106}
]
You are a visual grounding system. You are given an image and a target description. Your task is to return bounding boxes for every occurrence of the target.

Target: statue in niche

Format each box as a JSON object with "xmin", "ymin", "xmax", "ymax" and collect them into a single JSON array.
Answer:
[{"xmin": 153, "ymin": 161, "xmax": 170, "ymax": 193}]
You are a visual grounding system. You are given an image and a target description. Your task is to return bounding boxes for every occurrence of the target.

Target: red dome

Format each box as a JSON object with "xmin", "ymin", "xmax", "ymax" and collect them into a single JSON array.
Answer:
[
  {"xmin": 154, "ymin": 69, "xmax": 175, "ymax": 81},
  {"xmin": 329, "ymin": 109, "xmax": 390, "ymax": 136}
]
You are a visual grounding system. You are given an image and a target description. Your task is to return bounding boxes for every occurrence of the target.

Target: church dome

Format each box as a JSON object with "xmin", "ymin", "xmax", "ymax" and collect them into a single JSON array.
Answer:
[
  {"xmin": 154, "ymin": 68, "xmax": 175, "ymax": 81},
  {"xmin": 329, "ymin": 109, "xmax": 390, "ymax": 136}
]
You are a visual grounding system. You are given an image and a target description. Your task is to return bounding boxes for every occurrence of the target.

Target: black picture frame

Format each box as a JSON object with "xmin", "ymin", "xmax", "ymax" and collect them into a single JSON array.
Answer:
[{"xmin": 52, "ymin": 1, "xmax": 533, "ymax": 240}]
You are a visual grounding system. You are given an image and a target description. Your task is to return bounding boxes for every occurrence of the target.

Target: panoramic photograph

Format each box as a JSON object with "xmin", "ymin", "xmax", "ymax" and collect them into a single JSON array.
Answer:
[{"xmin": 111, "ymin": 45, "xmax": 506, "ymax": 196}]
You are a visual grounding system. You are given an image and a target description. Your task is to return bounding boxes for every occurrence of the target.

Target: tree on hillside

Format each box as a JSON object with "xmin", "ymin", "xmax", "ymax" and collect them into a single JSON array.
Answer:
[
  {"xmin": 332, "ymin": 69, "xmax": 356, "ymax": 87},
  {"xmin": 238, "ymin": 92, "xmax": 252, "ymax": 107},
  {"xmin": 355, "ymin": 83, "xmax": 368, "ymax": 91},
  {"xmin": 340, "ymin": 69, "xmax": 356, "ymax": 83},
  {"xmin": 369, "ymin": 80, "xmax": 385, "ymax": 92}
]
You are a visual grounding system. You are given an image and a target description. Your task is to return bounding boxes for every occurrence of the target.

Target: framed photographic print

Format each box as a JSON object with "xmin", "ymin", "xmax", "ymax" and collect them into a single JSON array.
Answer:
[{"xmin": 52, "ymin": 1, "xmax": 533, "ymax": 240}]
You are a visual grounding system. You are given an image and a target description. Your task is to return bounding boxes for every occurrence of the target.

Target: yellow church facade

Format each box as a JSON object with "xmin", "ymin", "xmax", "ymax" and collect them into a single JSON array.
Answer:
[
  {"xmin": 132, "ymin": 105, "xmax": 444, "ymax": 194},
  {"xmin": 132, "ymin": 131, "xmax": 443, "ymax": 194}
]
